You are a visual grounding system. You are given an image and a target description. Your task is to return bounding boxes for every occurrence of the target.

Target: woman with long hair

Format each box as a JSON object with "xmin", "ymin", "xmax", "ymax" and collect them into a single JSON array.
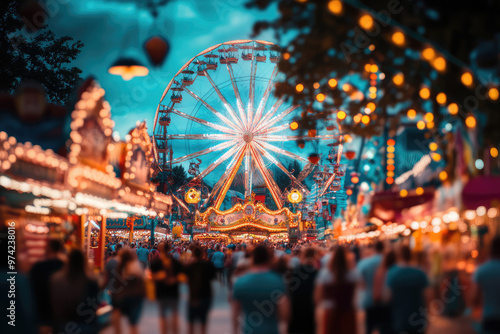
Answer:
[
  {"xmin": 314, "ymin": 246, "xmax": 359, "ymax": 334},
  {"xmin": 50, "ymin": 249, "xmax": 99, "ymax": 334},
  {"xmin": 111, "ymin": 248, "xmax": 145, "ymax": 334}
]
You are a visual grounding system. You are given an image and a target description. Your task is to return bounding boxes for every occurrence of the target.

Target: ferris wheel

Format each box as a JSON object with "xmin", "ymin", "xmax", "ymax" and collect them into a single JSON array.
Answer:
[{"xmin": 153, "ymin": 40, "xmax": 341, "ymax": 210}]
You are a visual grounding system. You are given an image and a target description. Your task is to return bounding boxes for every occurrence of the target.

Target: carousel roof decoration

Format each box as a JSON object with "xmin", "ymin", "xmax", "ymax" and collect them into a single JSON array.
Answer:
[
  {"xmin": 153, "ymin": 40, "xmax": 343, "ymax": 211},
  {"xmin": 195, "ymin": 195, "xmax": 301, "ymax": 232}
]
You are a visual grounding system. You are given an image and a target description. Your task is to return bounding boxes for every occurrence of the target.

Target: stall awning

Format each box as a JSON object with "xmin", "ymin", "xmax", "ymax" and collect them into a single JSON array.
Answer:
[
  {"xmin": 462, "ymin": 176, "xmax": 500, "ymax": 209},
  {"xmin": 370, "ymin": 189, "xmax": 434, "ymax": 223}
]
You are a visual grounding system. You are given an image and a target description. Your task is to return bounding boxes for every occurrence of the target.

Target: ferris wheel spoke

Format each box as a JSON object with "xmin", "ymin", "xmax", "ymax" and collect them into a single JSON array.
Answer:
[
  {"xmin": 203, "ymin": 70, "xmax": 246, "ymax": 131},
  {"xmin": 253, "ymin": 142, "xmax": 308, "ymax": 193},
  {"xmin": 226, "ymin": 63, "xmax": 247, "ymax": 130},
  {"xmin": 254, "ymin": 97, "xmax": 285, "ymax": 132},
  {"xmin": 248, "ymin": 47, "xmax": 257, "ymax": 128},
  {"xmin": 249, "ymin": 145, "xmax": 283, "ymax": 209},
  {"xmin": 172, "ymin": 193, "xmax": 191, "ymax": 213},
  {"xmin": 179, "ymin": 142, "xmax": 243, "ymax": 191},
  {"xmin": 213, "ymin": 144, "xmax": 247, "ymax": 209},
  {"xmin": 203, "ymin": 143, "xmax": 247, "ymax": 207},
  {"xmin": 318, "ymin": 172, "xmax": 337, "ymax": 198},
  {"xmin": 183, "ymin": 86, "xmax": 241, "ymax": 131},
  {"xmin": 171, "ymin": 140, "xmax": 238, "ymax": 164},
  {"xmin": 165, "ymin": 134, "xmax": 238, "ymax": 140},
  {"xmin": 252, "ymin": 65, "xmax": 278, "ymax": 130},
  {"xmin": 257, "ymin": 105, "xmax": 300, "ymax": 133},
  {"xmin": 256, "ymin": 134, "xmax": 339, "ymax": 141},
  {"xmin": 255, "ymin": 123, "xmax": 290, "ymax": 135},
  {"xmin": 255, "ymin": 140, "xmax": 311, "ymax": 163},
  {"xmin": 244, "ymin": 149, "xmax": 253, "ymax": 198},
  {"xmin": 169, "ymin": 108, "xmax": 239, "ymax": 135}
]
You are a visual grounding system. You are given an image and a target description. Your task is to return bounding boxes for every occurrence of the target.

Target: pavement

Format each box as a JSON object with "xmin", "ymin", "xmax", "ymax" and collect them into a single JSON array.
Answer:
[
  {"xmin": 101, "ymin": 280, "xmax": 232, "ymax": 334},
  {"xmin": 101, "ymin": 280, "xmax": 478, "ymax": 334}
]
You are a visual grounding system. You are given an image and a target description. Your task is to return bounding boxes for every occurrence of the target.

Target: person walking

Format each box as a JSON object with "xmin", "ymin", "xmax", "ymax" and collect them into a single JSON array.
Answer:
[
  {"xmin": 386, "ymin": 245, "xmax": 430, "ymax": 334},
  {"xmin": 111, "ymin": 248, "xmax": 146, "ymax": 334},
  {"xmin": 232, "ymin": 245, "xmax": 290, "ymax": 334},
  {"xmin": 50, "ymin": 249, "xmax": 99, "ymax": 334},
  {"xmin": 372, "ymin": 250, "xmax": 397, "ymax": 334},
  {"xmin": 150, "ymin": 243, "xmax": 183, "ymax": 334},
  {"xmin": 287, "ymin": 247, "xmax": 318, "ymax": 334},
  {"xmin": 211, "ymin": 244, "xmax": 225, "ymax": 285},
  {"xmin": 29, "ymin": 239, "xmax": 66, "ymax": 333},
  {"xmin": 357, "ymin": 240, "xmax": 385, "ymax": 334},
  {"xmin": 185, "ymin": 246, "xmax": 216, "ymax": 334},
  {"xmin": 136, "ymin": 242, "xmax": 149, "ymax": 269},
  {"xmin": 315, "ymin": 246, "xmax": 359, "ymax": 334},
  {"xmin": 472, "ymin": 236, "xmax": 500, "ymax": 334}
]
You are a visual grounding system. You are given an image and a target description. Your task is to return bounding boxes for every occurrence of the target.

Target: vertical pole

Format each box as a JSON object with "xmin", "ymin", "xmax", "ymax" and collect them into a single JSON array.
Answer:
[
  {"xmin": 129, "ymin": 218, "xmax": 134, "ymax": 243},
  {"xmin": 100, "ymin": 215, "xmax": 106, "ymax": 270},
  {"xmin": 80, "ymin": 214, "xmax": 86, "ymax": 250},
  {"xmin": 382, "ymin": 106, "xmax": 389, "ymax": 191},
  {"xmin": 150, "ymin": 216, "xmax": 155, "ymax": 247},
  {"xmin": 85, "ymin": 215, "xmax": 91, "ymax": 262}
]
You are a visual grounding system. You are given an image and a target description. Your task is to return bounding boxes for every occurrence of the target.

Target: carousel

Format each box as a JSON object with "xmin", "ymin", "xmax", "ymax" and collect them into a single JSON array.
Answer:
[
  {"xmin": 194, "ymin": 192, "xmax": 301, "ymax": 240},
  {"xmin": 152, "ymin": 40, "xmax": 344, "ymax": 241}
]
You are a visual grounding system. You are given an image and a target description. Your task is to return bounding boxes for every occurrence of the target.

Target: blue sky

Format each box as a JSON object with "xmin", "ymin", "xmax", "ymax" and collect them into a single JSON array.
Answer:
[{"xmin": 47, "ymin": 0, "xmax": 278, "ymax": 137}]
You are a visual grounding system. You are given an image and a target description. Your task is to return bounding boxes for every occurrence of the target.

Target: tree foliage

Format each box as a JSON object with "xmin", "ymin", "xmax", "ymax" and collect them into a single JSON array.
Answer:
[
  {"xmin": 0, "ymin": 0, "xmax": 84, "ymax": 105},
  {"xmin": 276, "ymin": 160, "xmax": 302, "ymax": 192},
  {"xmin": 171, "ymin": 165, "xmax": 188, "ymax": 192},
  {"xmin": 246, "ymin": 0, "xmax": 500, "ymax": 145}
]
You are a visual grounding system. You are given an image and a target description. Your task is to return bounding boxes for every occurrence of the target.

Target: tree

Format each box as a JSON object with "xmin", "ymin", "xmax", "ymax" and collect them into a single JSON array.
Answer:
[
  {"xmin": 276, "ymin": 160, "xmax": 302, "ymax": 192},
  {"xmin": 246, "ymin": 0, "xmax": 500, "ymax": 146},
  {"xmin": 171, "ymin": 165, "xmax": 188, "ymax": 192},
  {"xmin": 0, "ymin": 0, "xmax": 84, "ymax": 105}
]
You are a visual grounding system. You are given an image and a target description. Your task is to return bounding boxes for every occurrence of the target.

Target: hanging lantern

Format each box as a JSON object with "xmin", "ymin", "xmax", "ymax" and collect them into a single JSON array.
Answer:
[
  {"xmin": 288, "ymin": 189, "xmax": 303, "ymax": 203},
  {"xmin": 108, "ymin": 57, "xmax": 149, "ymax": 81},
  {"xmin": 144, "ymin": 36, "xmax": 170, "ymax": 67},
  {"xmin": 297, "ymin": 140, "xmax": 305, "ymax": 149},
  {"xmin": 345, "ymin": 150, "xmax": 356, "ymax": 160},
  {"xmin": 308, "ymin": 153, "xmax": 320, "ymax": 164},
  {"xmin": 185, "ymin": 187, "xmax": 201, "ymax": 204}
]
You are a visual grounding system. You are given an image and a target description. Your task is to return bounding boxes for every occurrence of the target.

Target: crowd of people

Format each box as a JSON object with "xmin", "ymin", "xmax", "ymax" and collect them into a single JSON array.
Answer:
[{"xmin": 2, "ymin": 231, "xmax": 500, "ymax": 334}]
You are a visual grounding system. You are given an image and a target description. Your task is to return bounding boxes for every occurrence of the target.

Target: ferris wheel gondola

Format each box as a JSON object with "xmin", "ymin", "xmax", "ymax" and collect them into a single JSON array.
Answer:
[{"xmin": 153, "ymin": 40, "xmax": 342, "ymax": 210}]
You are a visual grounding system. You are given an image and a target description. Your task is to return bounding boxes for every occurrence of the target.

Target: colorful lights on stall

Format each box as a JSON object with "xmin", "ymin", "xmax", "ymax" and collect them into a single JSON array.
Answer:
[{"xmin": 386, "ymin": 138, "xmax": 395, "ymax": 185}]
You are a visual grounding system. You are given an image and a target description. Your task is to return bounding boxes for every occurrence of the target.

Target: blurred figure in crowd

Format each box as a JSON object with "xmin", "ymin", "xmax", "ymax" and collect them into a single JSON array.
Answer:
[
  {"xmin": 50, "ymin": 249, "xmax": 99, "ymax": 334},
  {"xmin": 472, "ymin": 235, "xmax": 500, "ymax": 334},
  {"xmin": 232, "ymin": 245, "xmax": 290, "ymax": 334},
  {"xmin": 149, "ymin": 244, "xmax": 161, "ymax": 263},
  {"xmin": 315, "ymin": 246, "xmax": 358, "ymax": 334},
  {"xmin": 111, "ymin": 248, "xmax": 145, "ymax": 334},
  {"xmin": 136, "ymin": 242, "xmax": 149, "ymax": 269},
  {"xmin": 287, "ymin": 247, "xmax": 318, "ymax": 334},
  {"xmin": 0, "ymin": 221, "xmax": 37, "ymax": 334},
  {"xmin": 104, "ymin": 244, "xmax": 122, "ymax": 288},
  {"xmin": 386, "ymin": 245, "xmax": 430, "ymax": 334},
  {"xmin": 372, "ymin": 250, "xmax": 397, "ymax": 334},
  {"xmin": 358, "ymin": 240, "xmax": 385, "ymax": 334},
  {"xmin": 438, "ymin": 246, "xmax": 466, "ymax": 318},
  {"xmin": 185, "ymin": 246, "xmax": 216, "ymax": 334},
  {"xmin": 29, "ymin": 239, "xmax": 65, "ymax": 332},
  {"xmin": 211, "ymin": 244, "xmax": 225, "ymax": 285},
  {"xmin": 150, "ymin": 243, "xmax": 183, "ymax": 334}
]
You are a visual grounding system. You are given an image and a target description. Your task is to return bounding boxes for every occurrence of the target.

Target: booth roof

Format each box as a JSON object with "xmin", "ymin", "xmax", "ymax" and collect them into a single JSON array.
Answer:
[{"xmin": 462, "ymin": 176, "xmax": 500, "ymax": 209}]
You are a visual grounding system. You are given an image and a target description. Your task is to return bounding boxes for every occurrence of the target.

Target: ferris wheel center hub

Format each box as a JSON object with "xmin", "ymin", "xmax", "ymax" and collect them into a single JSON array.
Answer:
[{"xmin": 243, "ymin": 131, "xmax": 254, "ymax": 143}]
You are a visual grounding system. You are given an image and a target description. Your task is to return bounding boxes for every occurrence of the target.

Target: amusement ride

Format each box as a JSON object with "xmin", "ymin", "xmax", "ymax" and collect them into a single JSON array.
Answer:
[{"xmin": 153, "ymin": 40, "xmax": 346, "ymax": 240}]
